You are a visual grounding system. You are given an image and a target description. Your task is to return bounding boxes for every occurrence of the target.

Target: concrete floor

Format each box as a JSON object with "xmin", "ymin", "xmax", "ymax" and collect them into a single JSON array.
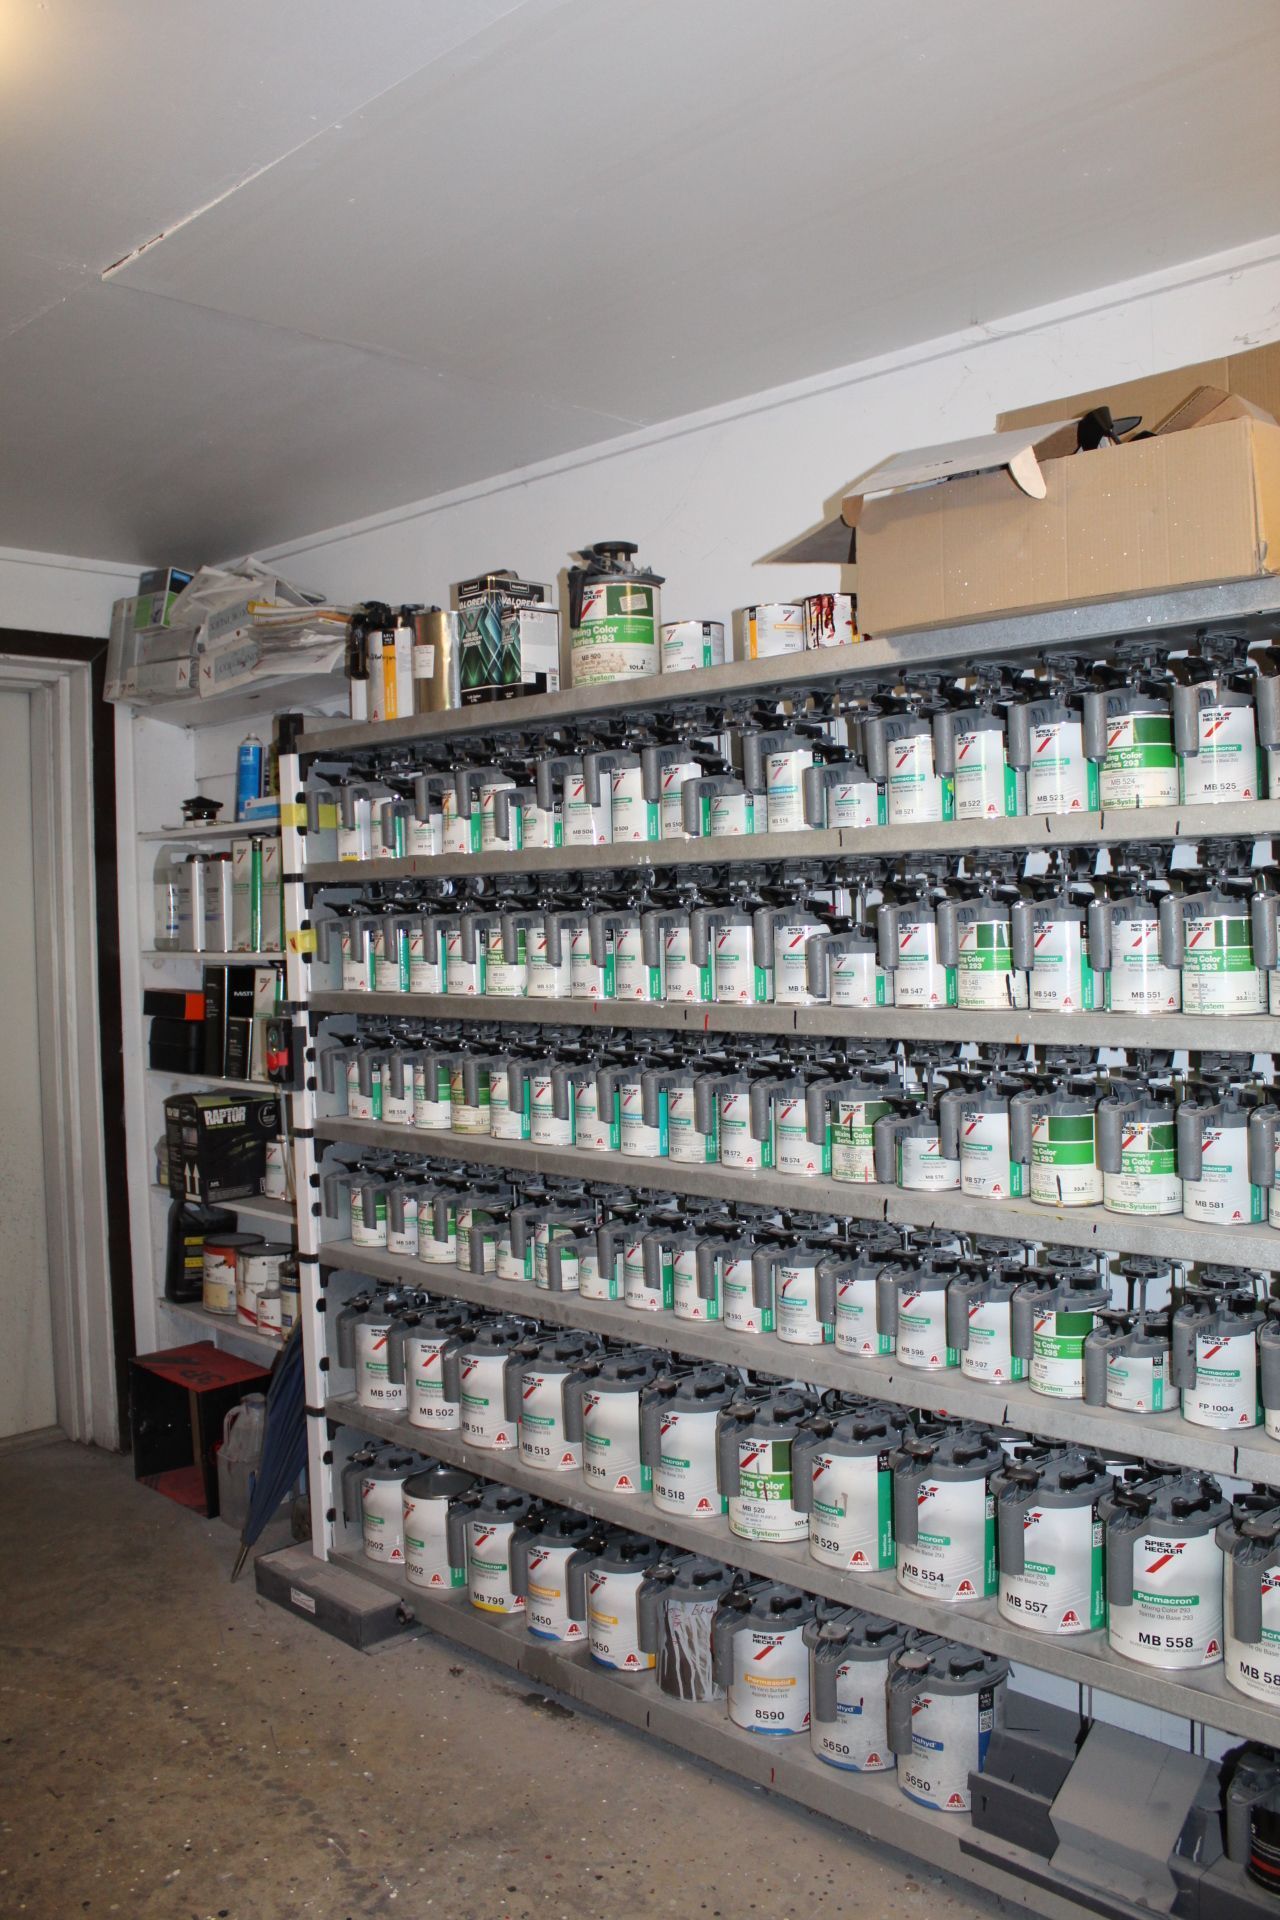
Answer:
[{"xmin": 0, "ymin": 1439, "xmax": 1011, "ymax": 1920}]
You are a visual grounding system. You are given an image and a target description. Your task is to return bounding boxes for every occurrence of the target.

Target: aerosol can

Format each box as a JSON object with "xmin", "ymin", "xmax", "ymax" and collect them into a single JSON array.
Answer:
[
  {"xmin": 565, "ymin": 1348, "xmax": 666, "ymax": 1494},
  {"xmin": 1160, "ymin": 858, "xmax": 1267, "ymax": 1017},
  {"xmin": 387, "ymin": 1303, "xmax": 474, "ymax": 1430},
  {"xmin": 1011, "ymin": 865, "xmax": 1099, "ymax": 1014},
  {"xmin": 993, "ymin": 1445, "xmax": 1112, "ymax": 1634},
  {"xmin": 1100, "ymin": 1469, "xmax": 1229, "ymax": 1668},
  {"xmin": 1172, "ymin": 1270, "xmax": 1266, "ymax": 1429},
  {"xmin": 1218, "ymin": 1490, "xmax": 1280, "ymax": 1705},
  {"xmin": 570, "ymin": 1532, "xmax": 666, "ymax": 1670},
  {"xmin": 946, "ymin": 1259, "xmax": 1026, "ymax": 1384},
  {"xmin": 1082, "ymin": 652, "xmax": 1179, "ymax": 811},
  {"xmin": 447, "ymin": 1483, "xmax": 538, "ymax": 1615},
  {"xmin": 1012, "ymin": 1269, "xmax": 1112, "ymax": 1399},
  {"xmin": 1178, "ymin": 1059, "xmax": 1267, "ymax": 1224},
  {"xmin": 1010, "ymin": 1063, "xmax": 1104, "ymax": 1209},
  {"xmin": 892, "ymin": 1424, "xmax": 1004, "ymax": 1603},
  {"xmin": 1083, "ymin": 1264, "xmax": 1177, "ymax": 1415},
  {"xmin": 792, "ymin": 1402, "xmax": 908, "ymax": 1572},
  {"xmin": 402, "ymin": 1463, "xmax": 477, "ymax": 1590},
  {"xmin": 865, "ymin": 685, "xmax": 954, "ymax": 825},
  {"xmin": 877, "ymin": 1257, "xmax": 960, "ymax": 1373},
  {"xmin": 1008, "ymin": 661, "xmax": 1098, "ymax": 816},
  {"xmin": 1173, "ymin": 641, "xmax": 1263, "ymax": 805},
  {"xmin": 1088, "ymin": 853, "xmax": 1181, "ymax": 1015},
  {"xmin": 936, "ymin": 867, "xmax": 1028, "ymax": 1011},
  {"xmin": 877, "ymin": 869, "xmax": 957, "ymax": 1008},
  {"xmin": 717, "ymin": 1386, "xmax": 821, "ymax": 1543},
  {"xmin": 567, "ymin": 539, "xmax": 664, "ymax": 687},
  {"xmin": 510, "ymin": 1507, "xmax": 603, "ymax": 1642},
  {"xmin": 887, "ymin": 1636, "xmax": 1008, "ymax": 1811},
  {"xmin": 712, "ymin": 1581, "xmax": 817, "ymax": 1734},
  {"xmin": 641, "ymin": 1365, "xmax": 739, "ymax": 1517},
  {"xmin": 934, "ymin": 669, "xmax": 1024, "ymax": 820},
  {"xmin": 442, "ymin": 1316, "xmax": 536, "ymax": 1451},
  {"xmin": 806, "ymin": 1610, "xmax": 908, "ymax": 1771},
  {"xmin": 808, "ymin": 1065, "xmax": 898, "ymax": 1186},
  {"xmin": 939, "ymin": 1064, "xmax": 1027, "ymax": 1201},
  {"xmin": 1096, "ymin": 1063, "xmax": 1182, "ymax": 1216},
  {"xmin": 342, "ymin": 1446, "xmax": 424, "ymax": 1565},
  {"xmin": 515, "ymin": 1330, "xmax": 603, "ymax": 1472},
  {"xmin": 638, "ymin": 1555, "xmax": 736, "ymax": 1701}
]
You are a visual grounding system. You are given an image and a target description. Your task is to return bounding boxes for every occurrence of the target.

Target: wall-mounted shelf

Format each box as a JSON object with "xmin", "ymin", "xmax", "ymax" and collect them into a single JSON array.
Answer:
[
  {"xmin": 159, "ymin": 1294, "xmax": 283, "ymax": 1356},
  {"xmin": 147, "ymin": 1068, "xmax": 277, "ymax": 1095},
  {"xmin": 298, "ymin": 576, "xmax": 1280, "ymax": 758},
  {"xmin": 145, "ymin": 949, "xmax": 284, "ymax": 965},
  {"xmin": 138, "ymin": 821, "xmax": 280, "ymax": 842},
  {"xmin": 313, "ymin": 1113, "xmax": 1280, "ymax": 1271},
  {"xmin": 301, "ymin": 798, "xmax": 1280, "ymax": 889},
  {"xmin": 149, "ymin": 1183, "xmax": 292, "ymax": 1228},
  {"xmin": 323, "ymin": 1540, "xmax": 1078, "ymax": 1920},
  {"xmin": 308, "ymin": 989, "xmax": 1280, "ymax": 1055},
  {"xmin": 327, "ymin": 1393, "xmax": 1279, "ymax": 1747},
  {"xmin": 319, "ymin": 1237, "xmax": 1280, "ymax": 1484}
]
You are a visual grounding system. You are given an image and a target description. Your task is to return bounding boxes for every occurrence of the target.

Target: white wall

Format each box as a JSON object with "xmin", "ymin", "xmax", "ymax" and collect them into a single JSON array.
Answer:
[
  {"xmin": 0, "ymin": 546, "xmax": 135, "ymax": 640},
  {"xmin": 253, "ymin": 234, "xmax": 1280, "ymax": 619},
  {"xmin": 0, "ymin": 690, "xmax": 55, "ymax": 1437}
]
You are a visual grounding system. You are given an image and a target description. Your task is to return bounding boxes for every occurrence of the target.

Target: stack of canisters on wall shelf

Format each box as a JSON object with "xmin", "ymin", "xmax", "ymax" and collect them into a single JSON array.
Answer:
[{"xmin": 275, "ymin": 570, "xmax": 1280, "ymax": 1920}]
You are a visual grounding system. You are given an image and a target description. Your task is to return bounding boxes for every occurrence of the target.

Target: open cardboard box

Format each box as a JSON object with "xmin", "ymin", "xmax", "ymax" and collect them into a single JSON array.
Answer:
[{"xmin": 770, "ymin": 387, "xmax": 1280, "ymax": 636}]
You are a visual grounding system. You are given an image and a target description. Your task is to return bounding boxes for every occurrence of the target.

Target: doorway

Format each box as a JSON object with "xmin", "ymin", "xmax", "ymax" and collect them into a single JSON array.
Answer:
[{"xmin": 0, "ymin": 652, "xmax": 119, "ymax": 1447}]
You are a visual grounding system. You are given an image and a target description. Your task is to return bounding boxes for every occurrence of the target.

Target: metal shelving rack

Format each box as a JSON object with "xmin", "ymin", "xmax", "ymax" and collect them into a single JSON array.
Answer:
[{"xmin": 283, "ymin": 576, "xmax": 1280, "ymax": 1911}]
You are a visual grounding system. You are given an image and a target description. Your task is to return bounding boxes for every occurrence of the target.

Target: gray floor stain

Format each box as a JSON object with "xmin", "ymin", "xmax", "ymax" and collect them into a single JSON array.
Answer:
[{"xmin": 0, "ymin": 1439, "xmax": 1010, "ymax": 1919}]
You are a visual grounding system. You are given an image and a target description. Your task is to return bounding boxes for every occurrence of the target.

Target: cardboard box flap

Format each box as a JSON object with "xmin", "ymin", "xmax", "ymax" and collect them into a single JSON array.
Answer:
[
  {"xmin": 996, "ymin": 342, "xmax": 1280, "ymax": 437},
  {"xmin": 1152, "ymin": 385, "xmax": 1277, "ymax": 436},
  {"xmin": 840, "ymin": 421, "xmax": 1079, "ymax": 527}
]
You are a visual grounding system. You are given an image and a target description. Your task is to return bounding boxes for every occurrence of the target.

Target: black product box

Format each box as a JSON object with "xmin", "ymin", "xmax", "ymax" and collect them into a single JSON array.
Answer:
[
  {"xmin": 149, "ymin": 1017, "xmax": 205, "ymax": 1073},
  {"xmin": 164, "ymin": 1089, "xmax": 280, "ymax": 1203},
  {"xmin": 202, "ymin": 965, "xmax": 227, "ymax": 1075}
]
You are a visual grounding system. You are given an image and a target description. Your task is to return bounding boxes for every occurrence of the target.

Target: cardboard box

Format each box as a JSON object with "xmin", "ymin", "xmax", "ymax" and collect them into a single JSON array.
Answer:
[
  {"xmin": 164, "ymin": 1089, "xmax": 279, "ymax": 1203},
  {"xmin": 854, "ymin": 414, "xmax": 1280, "ymax": 633},
  {"xmin": 996, "ymin": 340, "xmax": 1280, "ymax": 437}
]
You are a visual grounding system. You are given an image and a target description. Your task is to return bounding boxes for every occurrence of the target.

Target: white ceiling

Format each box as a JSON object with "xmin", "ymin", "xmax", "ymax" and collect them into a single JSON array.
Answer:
[{"xmin": 3, "ymin": 0, "xmax": 1279, "ymax": 565}]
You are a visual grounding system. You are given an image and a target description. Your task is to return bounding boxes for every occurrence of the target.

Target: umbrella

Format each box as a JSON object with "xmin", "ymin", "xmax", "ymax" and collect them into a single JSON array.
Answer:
[{"xmin": 232, "ymin": 1322, "xmax": 307, "ymax": 1580}]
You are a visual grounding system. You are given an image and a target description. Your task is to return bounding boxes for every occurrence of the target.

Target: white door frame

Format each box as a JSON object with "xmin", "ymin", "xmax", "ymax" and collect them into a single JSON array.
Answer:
[{"xmin": 0, "ymin": 655, "xmax": 116, "ymax": 1447}]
